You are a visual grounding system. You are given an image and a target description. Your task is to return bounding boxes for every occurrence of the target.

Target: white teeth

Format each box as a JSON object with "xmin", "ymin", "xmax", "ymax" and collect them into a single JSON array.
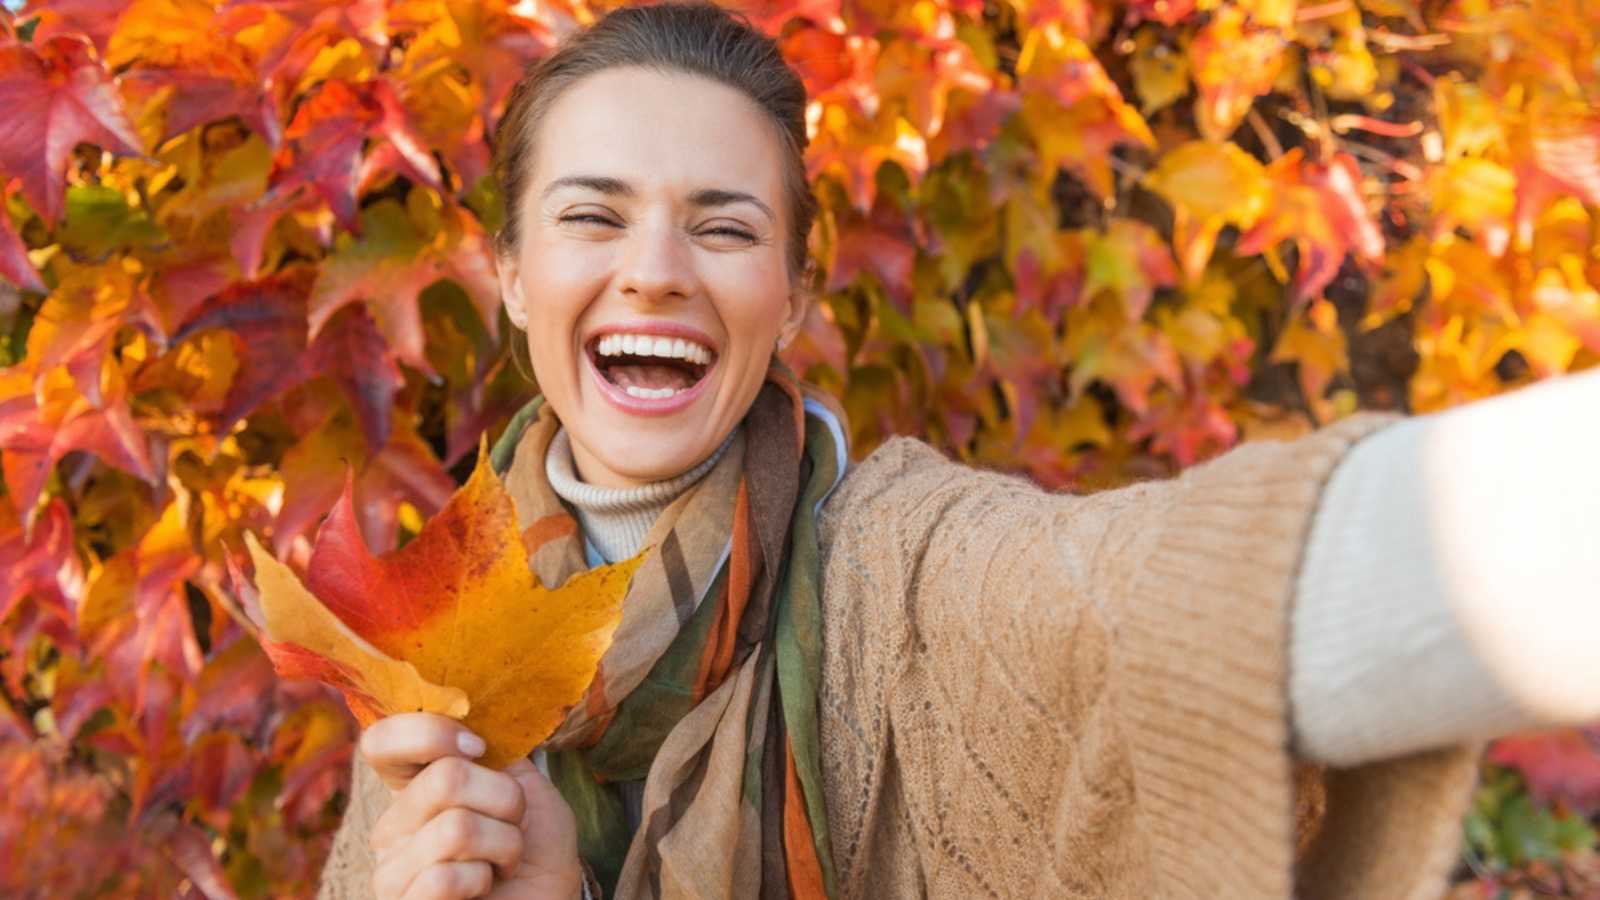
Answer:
[
  {"xmin": 623, "ymin": 384, "xmax": 679, "ymax": 400},
  {"xmin": 594, "ymin": 332, "xmax": 715, "ymax": 364}
]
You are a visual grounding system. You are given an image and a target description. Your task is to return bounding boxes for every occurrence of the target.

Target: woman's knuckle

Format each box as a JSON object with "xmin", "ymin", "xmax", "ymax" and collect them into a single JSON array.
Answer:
[
  {"xmin": 438, "ymin": 808, "xmax": 478, "ymax": 853},
  {"xmin": 503, "ymin": 774, "xmax": 527, "ymax": 821},
  {"xmin": 466, "ymin": 860, "xmax": 494, "ymax": 895},
  {"xmin": 413, "ymin": 863, "xmax": 455, "ymax": 898},
  {"xmin": 358, "ymin": 725, "xmax": 387, "ymax": 764},
  {"xmin": 482, "ymin": 770, "xmax": 517, "ymax": 814},
  {"xmin": 428, "ymin": 756, "xmax": 471, "ymax": 800},
  {"xmin": 413, "ymin": 861, "xmax": 490, "ymax": 900}
]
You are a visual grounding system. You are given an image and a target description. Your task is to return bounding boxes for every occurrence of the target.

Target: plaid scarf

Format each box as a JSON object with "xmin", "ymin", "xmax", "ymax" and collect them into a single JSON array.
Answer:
[{"xmin": 489, "ymin": 368, "xmax": 849, "ymax": 900}]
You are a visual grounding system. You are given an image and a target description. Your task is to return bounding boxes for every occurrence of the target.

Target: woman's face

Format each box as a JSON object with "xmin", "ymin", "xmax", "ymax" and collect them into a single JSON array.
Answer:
[{"xmin": 496, "ymin": 66, "xmax": 805, "ymax": 488}]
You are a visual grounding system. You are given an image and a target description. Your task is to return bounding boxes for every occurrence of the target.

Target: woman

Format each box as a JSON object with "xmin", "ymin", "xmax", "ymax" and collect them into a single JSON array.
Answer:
[{"xmin": 315, "ymin": 4, "xmax": 1600, "ymax": 899}]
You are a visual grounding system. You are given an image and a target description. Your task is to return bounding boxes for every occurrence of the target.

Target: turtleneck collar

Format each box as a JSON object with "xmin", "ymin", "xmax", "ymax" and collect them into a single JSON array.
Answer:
[{"xmin": 544, "ymin": 428, "xmax": 736, "ymax": 564}]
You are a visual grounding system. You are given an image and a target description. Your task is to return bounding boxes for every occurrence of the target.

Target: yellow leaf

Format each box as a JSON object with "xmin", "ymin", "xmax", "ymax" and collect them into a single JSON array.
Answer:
[
  {"xmin": 1144, "ymin": 141, "xmax": 1270, "ymax": 280},
  {"xmin": 248, "ymin": 438, "xmax": 638, "ymax": 768},
  {"xmin": 1430, "ymin": 158, "xmax": 1516, "ymax": 248},
  {"xmin": 245, "ymin": 530, "xmax": 473, "ymax": 727},
  {"xmin": 1130, "ymin": 30, "xmax": 1190, "ymax": 116}
]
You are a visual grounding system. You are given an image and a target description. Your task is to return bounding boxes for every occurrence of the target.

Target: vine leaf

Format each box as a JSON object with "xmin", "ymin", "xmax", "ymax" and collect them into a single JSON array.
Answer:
[{"xmin": 242, "ymin": 436, "xmax": 639, "ymax": 769}]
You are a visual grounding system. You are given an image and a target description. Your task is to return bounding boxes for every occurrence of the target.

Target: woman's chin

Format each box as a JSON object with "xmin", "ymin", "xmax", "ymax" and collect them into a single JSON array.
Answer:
[{"xmin": 587, "ymin": 438, "xmax": 721, "ymax": 485}]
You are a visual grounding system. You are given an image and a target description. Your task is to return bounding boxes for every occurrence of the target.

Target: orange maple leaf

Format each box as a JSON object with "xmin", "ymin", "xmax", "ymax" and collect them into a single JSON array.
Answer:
[{"xmin": 242, "ymin": 436, "xmax": 638, "ymax": 769}]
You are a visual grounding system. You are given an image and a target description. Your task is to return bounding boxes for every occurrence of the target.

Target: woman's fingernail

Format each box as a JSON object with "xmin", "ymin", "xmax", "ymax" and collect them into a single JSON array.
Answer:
[{"xmin": 458, "ymin": 732, "xmax": 486, "ymax": 757}]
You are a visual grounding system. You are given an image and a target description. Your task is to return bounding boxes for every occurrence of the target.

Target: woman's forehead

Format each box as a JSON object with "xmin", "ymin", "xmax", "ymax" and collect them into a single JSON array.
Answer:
[{"xmin": 533, "ymin": 67, "xmax": 785, "ymax": 203}]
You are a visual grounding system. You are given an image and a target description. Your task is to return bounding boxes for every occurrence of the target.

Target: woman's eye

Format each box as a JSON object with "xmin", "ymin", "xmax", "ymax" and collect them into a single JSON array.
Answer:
[
  {"xmin": 560, "ymin": 213, "xmax": 619, "ymax": 227},
  {"xmin": 701, "ymin": 225, "xmax": 757, "ymax": 243}
]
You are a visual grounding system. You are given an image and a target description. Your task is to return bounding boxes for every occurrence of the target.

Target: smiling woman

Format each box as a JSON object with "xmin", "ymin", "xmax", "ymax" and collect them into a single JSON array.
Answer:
[
  {"xmin": 314, "ymin": 4, "xmax": 1600, "ymax": 900},
  {"xmin": 494, "ymin": 64, "xmax": 806, "ymax": 487}
]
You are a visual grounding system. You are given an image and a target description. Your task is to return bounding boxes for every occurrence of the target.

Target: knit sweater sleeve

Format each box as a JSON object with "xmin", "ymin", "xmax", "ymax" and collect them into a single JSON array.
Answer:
[
  {"xmin": 813, "ymin": 412, "xmax": 1482, "ymax": 900},
  {"xmin": 315, "ymin": 750, "xmax": 391, "ymax": 899}
]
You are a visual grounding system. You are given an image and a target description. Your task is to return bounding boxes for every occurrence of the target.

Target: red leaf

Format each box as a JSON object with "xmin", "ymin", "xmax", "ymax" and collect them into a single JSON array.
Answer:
[
  {"xmin": 267, "ymin": 78, "xmax": 442, "ymax": 233},
  {"xmin": 309, "ymin": 198, "xmax": 500, "ymax": 374},
  {"xmin": 0, "ymin": 689, "xmax": 30, "ymax": 742},
  {"xmin": 1236, "ymin": 150, "xmax": 1384, "ymax": 307},
  {"xmin": 0, "ymin": 35, "xmax": 142, "ymax": 224},
  {"xmin": 149, "ymin": 815, "xmax": 239, "ymax": 900},
  {"xmin": 0, "ymin": 201, "xmax": 42, "ymax": 293},
  {"xmin": 306, "ymin": 305, "xmax": 404, "ymax": 450},
  {"xmin": 48, "ymin": 653, "xmax": 115, "ymax": 743},
  {"xmin": 15, "ymin": 0, "xmax": 128, "ymax": 53},
  {"xmin": 0, "ymin": 496, "xmax": 81, "ymax": 625},
  {"xmin": 1488, "ymin": 727, "xmax": 1600, "ymax": 815},
  {"xmin": 187, "ymin": 731, "xmax": 258, "ymax": 820},
  {"xmin": 827, "ymin": 204, "xmax": 918, "ymax": 313},
  {"xmin": 124, "ymin": 67, "xmax": 277, "ymax": 145},
  {"xmin": 738, "ymin": 0, "xmax": 844, "ymax": 35},
  {"xmin": 0, "ymin": 372, "xmax": 162, "ymax": 533},
  {"xmin": 174, "ymin": 270, "xmax": 402, "ymax": 451},
  {"xmin": 272, "ymin": 410, "xmax": 455, "ymax": 559}
]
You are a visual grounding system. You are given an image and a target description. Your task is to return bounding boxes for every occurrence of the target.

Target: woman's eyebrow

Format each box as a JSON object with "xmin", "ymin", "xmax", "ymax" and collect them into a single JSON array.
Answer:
[
  {"xmin": 541, "ymin": 174, "xmax": 633, "ymax": 200},
  {"xmin": 687, "ymin": 188, "xmax": 775, "ymax": 224},
  {"xmin": 541, "ymin": 175, "xmax": 772, "ymax": 223}
]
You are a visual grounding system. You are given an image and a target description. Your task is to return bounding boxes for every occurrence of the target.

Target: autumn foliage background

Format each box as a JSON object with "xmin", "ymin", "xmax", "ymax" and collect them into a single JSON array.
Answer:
[{"xmin": 1, "ymin": 0, "xmax": 1597, "ymax": 895}]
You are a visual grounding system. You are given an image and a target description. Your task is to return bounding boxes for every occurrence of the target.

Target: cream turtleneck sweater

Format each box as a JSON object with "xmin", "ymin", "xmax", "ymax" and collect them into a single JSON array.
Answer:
[{"xmin": 544, "ymin": 428, "xmax": 735, "ymax": 565}]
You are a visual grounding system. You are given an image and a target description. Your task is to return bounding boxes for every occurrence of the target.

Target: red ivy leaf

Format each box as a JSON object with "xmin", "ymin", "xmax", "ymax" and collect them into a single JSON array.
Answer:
[
  {"xmin": 0, "ymin": 496, "xmax": 81, "ymax": 624},
  {"xmin": 266, "ymin": 78, "xmax": 442, "ymax": 233},
  {"xmin": 0, "ymin": 200, "xmax": 43, "ymax": 292},
  {"xmin": 1489, "ymin": 727, "xmax": 1600, "ymax": 816},
  {"xmin": 0, "ymin": 373, "xmax": 162, "ymax": 530},
  {"xmin": 1236, "ymin": 150, "xmax": 1384, "ymax": 308},
  {"xmin": 173, "ymin": 270, "xmax": 403, "ymax": 451},
  {"xmin": 309, "ymin": 198, "xmax": 499, "ymax": 374},
  {"xmin": 0, "ymin": 35, "xmax": 142, "ymax": 225}
]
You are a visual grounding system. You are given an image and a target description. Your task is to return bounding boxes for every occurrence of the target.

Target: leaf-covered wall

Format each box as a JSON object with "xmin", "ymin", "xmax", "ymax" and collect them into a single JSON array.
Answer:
[{"xmin": 0, "ymin": 0, "xmax": 1596, "ymax": 895}]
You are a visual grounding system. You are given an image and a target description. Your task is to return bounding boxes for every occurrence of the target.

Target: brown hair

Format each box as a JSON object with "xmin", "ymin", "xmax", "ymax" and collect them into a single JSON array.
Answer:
[{"xmin": 490, "ymin": 1, "xmax": 817, "ymax": 278}]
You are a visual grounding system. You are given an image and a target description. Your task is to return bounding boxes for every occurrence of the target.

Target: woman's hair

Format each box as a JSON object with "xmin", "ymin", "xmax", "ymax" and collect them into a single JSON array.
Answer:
[{"xmin": 491, "ymin": 1, "xmax": 816, "ymax": 278}]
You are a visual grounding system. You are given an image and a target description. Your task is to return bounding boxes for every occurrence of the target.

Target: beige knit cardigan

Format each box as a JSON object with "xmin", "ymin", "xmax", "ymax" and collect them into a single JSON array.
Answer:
[{"xmin": 317, "ymin": 411, "xmax": 1483, "ymax": 899}]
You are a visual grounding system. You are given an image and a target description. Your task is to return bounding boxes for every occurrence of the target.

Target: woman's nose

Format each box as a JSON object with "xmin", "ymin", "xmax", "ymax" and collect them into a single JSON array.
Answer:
[{"xmin": 616, "ymin": 218, "xmax": 694, "ymax": 304}]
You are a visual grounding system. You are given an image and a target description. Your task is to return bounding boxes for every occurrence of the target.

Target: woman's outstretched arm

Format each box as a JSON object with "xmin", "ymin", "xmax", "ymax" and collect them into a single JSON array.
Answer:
[
  {"xmin": 1292, "ymin": 367, "xmax": 1600, "ymax": 765},
  {"xmin": 812, "ymin": 413, "xmax": 1481, "ymax": 899}
]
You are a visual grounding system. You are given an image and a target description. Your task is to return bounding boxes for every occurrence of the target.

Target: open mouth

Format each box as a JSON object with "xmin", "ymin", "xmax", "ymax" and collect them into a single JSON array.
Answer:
[{"xmin": 587, "ymin": 331, "xmax": 717, "ymax": 401}]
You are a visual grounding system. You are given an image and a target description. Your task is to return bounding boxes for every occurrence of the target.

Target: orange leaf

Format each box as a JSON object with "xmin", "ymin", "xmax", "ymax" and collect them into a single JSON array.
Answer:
[
  {"xmin": 1236, "ymin": 150, "xmax": 1385, "ymax": 307},
  {"xmin": 244, "ymin": 530, "xmax": 471, "ymax": 728},
  {"xmin": 250, "ymin": 436, "xmax": 638, "ymax": 769}
]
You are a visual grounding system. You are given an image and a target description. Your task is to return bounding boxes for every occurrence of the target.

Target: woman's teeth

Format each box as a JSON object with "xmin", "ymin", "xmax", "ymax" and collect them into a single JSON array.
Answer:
[
  {"xmin": 595, "ymin": 333, "xmax": 713, "ymax": 365},
  {"xmin": 623, "ymin": 385, "xmax": 682, "ymax": 399}
]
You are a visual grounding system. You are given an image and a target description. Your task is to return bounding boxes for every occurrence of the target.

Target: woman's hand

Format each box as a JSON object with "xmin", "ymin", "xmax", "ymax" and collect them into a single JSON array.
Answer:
[{"xmin": 361, "ymin": 713, "xmax": 583, "ymax": 899}]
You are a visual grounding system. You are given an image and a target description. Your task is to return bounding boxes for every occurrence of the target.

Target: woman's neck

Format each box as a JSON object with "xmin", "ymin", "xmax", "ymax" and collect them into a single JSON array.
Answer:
[{"xmin": 544, "ymin": 427, "xmax": 736, "ymax": 563}]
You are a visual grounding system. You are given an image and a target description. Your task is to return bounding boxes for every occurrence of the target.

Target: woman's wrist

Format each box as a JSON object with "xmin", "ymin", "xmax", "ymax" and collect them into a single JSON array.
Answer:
[{"xmin": 1292, "ymin": 368, "xmax": 1600, "ymax": 765}]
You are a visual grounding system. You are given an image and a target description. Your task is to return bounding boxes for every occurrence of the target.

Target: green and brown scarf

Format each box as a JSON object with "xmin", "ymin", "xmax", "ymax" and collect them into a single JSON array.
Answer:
[{"xmin": 489, "ymin": 367, "xmax": 848, "ymax": 900}]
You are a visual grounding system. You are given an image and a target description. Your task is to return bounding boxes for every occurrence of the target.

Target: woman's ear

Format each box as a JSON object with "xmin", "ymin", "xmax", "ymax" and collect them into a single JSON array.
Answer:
[
  {"xmin": 778, "ymin": 259, "xmax": 818, "ymax": 351},
  {"xmin": 496, "ymin": 253, "xmax": 529, "ymax": 331}
]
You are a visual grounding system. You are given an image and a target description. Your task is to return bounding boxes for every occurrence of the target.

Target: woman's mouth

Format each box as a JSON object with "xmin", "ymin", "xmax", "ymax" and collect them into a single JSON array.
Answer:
[{"xmin": 585, "ymin": 327, "xmax": 719, "ymax": 414}]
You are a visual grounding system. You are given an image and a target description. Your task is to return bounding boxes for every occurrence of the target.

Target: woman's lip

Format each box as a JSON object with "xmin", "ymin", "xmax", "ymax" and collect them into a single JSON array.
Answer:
[
  {"xmin": 584, "ymin": 350, "xmax": 715, "ymax": 417},
  {"xmin": 584, "ymin": 319, "xmax": 720, "ymax": 355}
]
